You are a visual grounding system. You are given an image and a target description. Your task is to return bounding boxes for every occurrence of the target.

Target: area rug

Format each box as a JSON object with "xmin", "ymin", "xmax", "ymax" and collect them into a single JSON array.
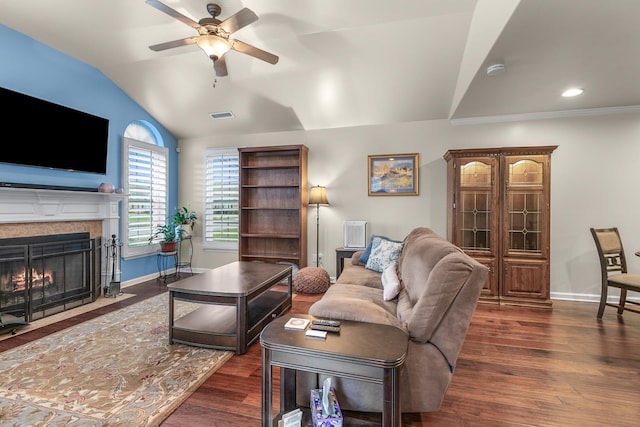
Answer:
[
  {"xmin": 0, "ymin": 293, "xmax": 136, "ymax": 342},
  {"xmin": 0, "ymin": 293, "xmax": 233, "ymax": 426}
]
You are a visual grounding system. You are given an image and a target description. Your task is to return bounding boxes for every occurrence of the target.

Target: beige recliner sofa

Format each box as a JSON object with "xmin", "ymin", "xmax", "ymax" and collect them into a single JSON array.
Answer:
[{"xmin": 300, "ymin": 227, "xmax": 488, "ymax": 413}]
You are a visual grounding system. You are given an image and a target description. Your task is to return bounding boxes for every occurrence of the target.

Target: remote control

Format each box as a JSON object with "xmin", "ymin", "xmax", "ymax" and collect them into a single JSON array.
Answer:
[
  {"xmin": 310, "ymin": 324, "xmax": 341, "ymax": 333},
  {"xmin": 312, "ymin": 319, "xmax": 341, "ymax": 327}
]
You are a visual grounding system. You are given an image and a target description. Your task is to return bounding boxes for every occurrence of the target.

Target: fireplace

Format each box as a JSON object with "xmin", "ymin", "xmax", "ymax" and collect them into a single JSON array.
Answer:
[
  {"xmin": 0, "ymin": 232, "xmax": 101, "ymax": 322},
  {"xmin": 0, "ymin": 185, "xmax": 124, "ymax": 320}
]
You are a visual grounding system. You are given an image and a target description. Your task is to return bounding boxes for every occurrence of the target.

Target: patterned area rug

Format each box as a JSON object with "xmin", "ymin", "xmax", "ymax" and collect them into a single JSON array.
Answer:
[{"xmin": 0, "ymin": 293, "xmax": 233, "ymax": 426}]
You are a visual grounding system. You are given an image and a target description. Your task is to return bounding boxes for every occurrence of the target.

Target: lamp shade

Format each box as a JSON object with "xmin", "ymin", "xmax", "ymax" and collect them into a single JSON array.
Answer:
[
  {"xmin": 196, "ymin": 35, "xmax": 231, "ymax": 59},
  {"xmin": 309, "ymin": 186, "xmax": 329, "ymax": 205}
]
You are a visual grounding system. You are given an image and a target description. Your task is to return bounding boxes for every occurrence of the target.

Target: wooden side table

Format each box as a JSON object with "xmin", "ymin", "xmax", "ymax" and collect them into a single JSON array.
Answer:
[
  {"xmin": 335, "ymin": 247, "xmax": 360, "ymax": 278},
  {"xmin": 261, "ymin": 313, "xmax": 408, "ymax": 427}
]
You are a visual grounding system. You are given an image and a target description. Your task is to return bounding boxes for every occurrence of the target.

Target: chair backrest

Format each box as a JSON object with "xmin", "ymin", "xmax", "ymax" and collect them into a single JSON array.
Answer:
[{"xmin": 590, "ymin": 227, "xmax": 628, "ymax": 275}]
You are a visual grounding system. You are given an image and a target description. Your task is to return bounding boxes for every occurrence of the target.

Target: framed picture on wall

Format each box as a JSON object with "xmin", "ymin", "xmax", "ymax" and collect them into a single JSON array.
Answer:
[{"xmin": 368, "ymin": 153, "xmax": 419, "ymax": 196}]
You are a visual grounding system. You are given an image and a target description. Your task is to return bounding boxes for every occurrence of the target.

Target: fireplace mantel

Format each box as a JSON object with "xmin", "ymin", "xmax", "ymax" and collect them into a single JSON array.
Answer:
[
  {"xmin": 0, "ymin": 186, "xmax": 125, "ymax": 245},
  {"xmin": 0, "ymin": 187, "xmax": 125, "ymax": 223}
]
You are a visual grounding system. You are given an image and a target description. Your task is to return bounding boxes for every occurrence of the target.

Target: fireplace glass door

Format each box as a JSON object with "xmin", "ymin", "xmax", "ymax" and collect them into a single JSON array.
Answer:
[{"xmin": 0, "ymin": 233, "xmax": 99, "ymax": 321}]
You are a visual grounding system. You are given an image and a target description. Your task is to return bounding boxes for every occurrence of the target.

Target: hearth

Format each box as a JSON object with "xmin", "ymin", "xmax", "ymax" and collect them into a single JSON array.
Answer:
[{"xmin": 0, "ymin": 232, "xmax": 100, "ymax": 322}]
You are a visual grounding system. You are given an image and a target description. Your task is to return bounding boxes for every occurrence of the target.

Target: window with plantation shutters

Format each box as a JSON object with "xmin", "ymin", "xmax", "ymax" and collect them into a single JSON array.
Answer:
[
  {"xmin": 122, "ymin": 131, "xmax": 168, "ymax": 258},
  {"xmin": 203, "ymin": 148, "xmax": 239, "ymax": 251}
]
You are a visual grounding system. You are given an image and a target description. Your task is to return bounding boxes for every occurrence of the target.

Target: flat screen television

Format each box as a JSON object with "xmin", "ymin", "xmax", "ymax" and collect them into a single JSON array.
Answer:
[{"xmin": 0, "ymin": 86, "xmax": 109, "ymax": 175}]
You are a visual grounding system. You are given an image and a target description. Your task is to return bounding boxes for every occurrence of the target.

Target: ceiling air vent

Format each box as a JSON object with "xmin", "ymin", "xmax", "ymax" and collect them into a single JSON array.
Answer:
[{"xmin": 209, "ymin": 111, "xmax": 235, "ymax": 120}]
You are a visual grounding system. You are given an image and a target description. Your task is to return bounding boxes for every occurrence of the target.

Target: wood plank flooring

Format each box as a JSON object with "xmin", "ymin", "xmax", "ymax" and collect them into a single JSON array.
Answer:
[{"xmin": 2, "ymin": 276, "xmax": 639, "ymax": 426}]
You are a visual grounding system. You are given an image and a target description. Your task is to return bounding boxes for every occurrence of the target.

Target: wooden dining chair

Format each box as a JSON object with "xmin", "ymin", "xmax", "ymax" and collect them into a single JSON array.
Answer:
[{"xmin": 590, "ymin": 227, "xmax": 640, "ymax": 318}]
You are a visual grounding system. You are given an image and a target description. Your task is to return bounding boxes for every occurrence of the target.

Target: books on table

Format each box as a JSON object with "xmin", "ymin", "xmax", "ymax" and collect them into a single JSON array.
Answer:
[{"xmin": 284, "ymin": 317, "xmax": 310, "ymax": 330}]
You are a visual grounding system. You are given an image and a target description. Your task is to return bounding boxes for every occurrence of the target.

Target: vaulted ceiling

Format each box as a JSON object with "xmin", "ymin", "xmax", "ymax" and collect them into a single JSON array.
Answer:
[{"xmin": 1, "ymin": 0, "xmax": 639, "ymax": 139}]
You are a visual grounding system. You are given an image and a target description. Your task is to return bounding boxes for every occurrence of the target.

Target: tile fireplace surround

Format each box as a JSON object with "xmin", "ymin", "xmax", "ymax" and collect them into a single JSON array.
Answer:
[{"xmin": 0, "ymin": 186, "xmax": 124, "ymax": 285}]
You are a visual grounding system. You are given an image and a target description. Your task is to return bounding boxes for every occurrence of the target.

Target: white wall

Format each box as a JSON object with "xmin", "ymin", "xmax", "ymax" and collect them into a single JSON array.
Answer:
[{"xmin": 178, "ymin": 112, "xmax": 640, "ymax": 302}]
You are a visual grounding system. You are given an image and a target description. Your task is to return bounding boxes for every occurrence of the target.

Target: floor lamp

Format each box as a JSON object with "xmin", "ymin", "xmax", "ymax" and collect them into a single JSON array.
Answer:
[{"xmin": 309, "ymin": 185, "xmax": 329, "ymax": 267}]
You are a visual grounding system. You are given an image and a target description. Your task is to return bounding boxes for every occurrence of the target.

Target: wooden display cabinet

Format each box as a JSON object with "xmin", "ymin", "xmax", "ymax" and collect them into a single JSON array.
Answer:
[
  {"xmin": 444, "ymin": 146, "xmax": 557, "ymax": 307},
  {"xmin": 238, "ymin": 145, "xmax": 308, "ymax": 268}
]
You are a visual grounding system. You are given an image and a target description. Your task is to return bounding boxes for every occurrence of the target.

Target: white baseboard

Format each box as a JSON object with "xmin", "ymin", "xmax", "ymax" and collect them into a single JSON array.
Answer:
[
  {"xmin": 120, "ymin": 267, "xmax": 210, "ymax": 289},
  {"xmin": 551, "ymin": 291, "xmax": 640, "ymax": 304}
]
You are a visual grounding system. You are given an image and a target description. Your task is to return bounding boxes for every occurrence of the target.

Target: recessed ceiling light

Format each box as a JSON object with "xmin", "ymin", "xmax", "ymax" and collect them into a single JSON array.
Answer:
[{"xmin": 562, "ymin": 88, "xmax": 584, "ymax": 97}]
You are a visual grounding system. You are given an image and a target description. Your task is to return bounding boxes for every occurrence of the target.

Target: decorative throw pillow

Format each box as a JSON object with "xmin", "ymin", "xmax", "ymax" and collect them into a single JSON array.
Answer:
[
  {"xmin": 359, "ymin": 234, "xmax": 400, "ymax": 264},
  {"xmin": 365, "ymin": 237, "xmax": 403, "ymax": 273},
  {"xmin": 381, "ymin": 262, "xmax": 401, "ymax": 301}
]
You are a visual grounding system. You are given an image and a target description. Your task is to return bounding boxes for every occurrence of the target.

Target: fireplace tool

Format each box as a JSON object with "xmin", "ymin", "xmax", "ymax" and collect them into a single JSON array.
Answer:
[
  {"xmin": 104, "ymin": 234, "xmax": 123, "ymax": 298},
  {"xmin": 0, "ymin": 312, "xmax": 28, "ymax": 335}
]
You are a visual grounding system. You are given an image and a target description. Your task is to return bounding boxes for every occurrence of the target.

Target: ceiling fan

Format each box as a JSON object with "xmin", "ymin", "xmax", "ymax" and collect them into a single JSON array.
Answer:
[{"xmin": 146, "ymin": 0, "xmax": 278, "ymax": 77}]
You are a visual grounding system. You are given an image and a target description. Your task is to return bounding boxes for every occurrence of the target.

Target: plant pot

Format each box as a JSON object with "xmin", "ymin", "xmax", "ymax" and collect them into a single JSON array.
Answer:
[{"xmin": 160, "ymin": 241, "xmax": 177, "ymax": 252}]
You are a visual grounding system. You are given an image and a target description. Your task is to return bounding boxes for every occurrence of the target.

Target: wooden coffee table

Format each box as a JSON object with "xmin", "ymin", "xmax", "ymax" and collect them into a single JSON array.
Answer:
[
  {"xmin": 167, "ymin": 261, "xmax": 292, "ymax": 355},
  {"xmin": 260, "ymin": 313, "xmax": 408, "ymax": 427}
]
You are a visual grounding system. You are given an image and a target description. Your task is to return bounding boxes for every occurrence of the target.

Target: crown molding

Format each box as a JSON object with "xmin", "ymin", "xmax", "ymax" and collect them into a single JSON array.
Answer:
[{"xmin": 449, "ymin": 105, "xmax": 640, "ymax": 126}]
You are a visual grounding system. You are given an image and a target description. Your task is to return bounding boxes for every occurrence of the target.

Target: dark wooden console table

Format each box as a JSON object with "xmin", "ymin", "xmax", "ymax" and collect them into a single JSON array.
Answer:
[
  {"xmin": 260, "ymin": 313, "xmax": 408, "ymax": 426},
  {"xmin": 167, "ymin": 261, "xmax": 292, "ymax": 355},
  {"xmin": 335, "ymin": 247, "xmax": 359, "ymax": 278}
]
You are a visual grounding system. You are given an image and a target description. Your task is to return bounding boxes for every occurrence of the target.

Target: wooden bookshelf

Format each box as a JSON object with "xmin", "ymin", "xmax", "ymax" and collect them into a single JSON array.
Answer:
[{"xmin": 238, "ymin": 145, "xmax": 308, "ymax": 268}]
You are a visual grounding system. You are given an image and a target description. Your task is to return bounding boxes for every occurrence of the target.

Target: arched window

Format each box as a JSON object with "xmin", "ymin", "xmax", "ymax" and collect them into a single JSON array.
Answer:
[
  {"xmin": 124, "ymin": 120, "xmax": 157, "ymax": 143},
  {"xmin": 122, "ymin": 120, "xmax": 168, "ymax": 258}
]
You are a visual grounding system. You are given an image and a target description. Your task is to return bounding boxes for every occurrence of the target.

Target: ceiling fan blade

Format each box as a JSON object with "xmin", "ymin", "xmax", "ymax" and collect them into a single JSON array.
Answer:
[
  {"xmin": 219, "ymin": 8, "xmax": 258, "ymax": 34},
  {"xmin": 149, "ymin": 36, "xmax": 198, "ymax": 52},
  {"xmin": 146, "ymin": 0, "xmax": 200, "ymax": 29},
  {"xmin": 232, "ymin": 40, "xmax": 279, "ymax": 65},
  {"xmin": 214, "ymin": 55, "xmax": 228, "ymax": 77}
]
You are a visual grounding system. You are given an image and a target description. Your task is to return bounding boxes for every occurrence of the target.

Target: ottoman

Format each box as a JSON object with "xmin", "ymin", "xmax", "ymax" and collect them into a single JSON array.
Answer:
[{"xmin": 293, "ymin": 267, "xmax": 330, "ymax": 294}]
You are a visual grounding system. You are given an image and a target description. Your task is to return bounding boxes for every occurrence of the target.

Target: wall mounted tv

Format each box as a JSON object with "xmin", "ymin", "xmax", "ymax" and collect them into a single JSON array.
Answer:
[{"xmin": 0, "ymin": 87, "xmax": 109, "ymax": 175}]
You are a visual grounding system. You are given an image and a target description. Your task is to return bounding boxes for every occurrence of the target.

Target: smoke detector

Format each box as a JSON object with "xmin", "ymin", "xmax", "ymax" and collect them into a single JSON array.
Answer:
[{"xmin": 486, "ymin": 63, "xmax": 506, "ymax": 76}]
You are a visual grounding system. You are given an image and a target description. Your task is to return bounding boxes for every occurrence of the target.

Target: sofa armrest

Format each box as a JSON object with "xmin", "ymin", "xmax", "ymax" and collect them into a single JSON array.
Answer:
[
  {"xmin": 309, "ymin": 284, "xmax": 407, "ymax": 332},
  {"xmin": 350, "ymin": 250, "xmax": 365, "ymax": 266}
]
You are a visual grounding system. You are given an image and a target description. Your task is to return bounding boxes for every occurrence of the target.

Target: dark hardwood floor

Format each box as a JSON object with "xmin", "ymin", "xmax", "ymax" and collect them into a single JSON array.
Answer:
[{"xmin": 2, "ymin": 276, "xmax": 639, "ymax": 426}]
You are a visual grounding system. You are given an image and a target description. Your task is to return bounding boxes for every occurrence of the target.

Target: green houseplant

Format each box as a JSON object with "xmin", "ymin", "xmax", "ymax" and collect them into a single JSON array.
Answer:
[
  {"xmin": 149, "ymin": 220, "xmax": 185, "ymax": 252},
  {"xmin": 148, "ymin": 208, "xmax": 196, "ymax": 252},
  {"xmin": 173, "ymin": 207, "xmax": 197, "ymax": 241},
  {"xmin": 173, "ymin": 207, "xmax": 197, "ymax": 230}
]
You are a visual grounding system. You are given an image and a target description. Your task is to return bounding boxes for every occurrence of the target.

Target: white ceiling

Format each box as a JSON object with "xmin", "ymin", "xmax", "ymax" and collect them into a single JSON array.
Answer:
[{"xmin": 1, "ymin": 0, "xmax": 639, "ymax": 139}]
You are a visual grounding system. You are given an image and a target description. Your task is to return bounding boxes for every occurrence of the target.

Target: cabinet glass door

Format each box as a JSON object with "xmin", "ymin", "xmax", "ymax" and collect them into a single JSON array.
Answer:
[
  {"xmin": 458, "ymin": 160, "xmax": 495, "ymax": 252},
  {"xmin": 505, "ymin": 158, "xmax": 544, "ymax": 254}
]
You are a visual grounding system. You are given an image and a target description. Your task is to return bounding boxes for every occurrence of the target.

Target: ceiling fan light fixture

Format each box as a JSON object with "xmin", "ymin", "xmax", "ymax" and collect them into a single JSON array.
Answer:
[
  {"xmin": 196, "ymin": 35, "xmax": 231, "ymax": 59},
  {"xmin": 146, "ymin": 1, "xmax": 277, "ymax": 77}
]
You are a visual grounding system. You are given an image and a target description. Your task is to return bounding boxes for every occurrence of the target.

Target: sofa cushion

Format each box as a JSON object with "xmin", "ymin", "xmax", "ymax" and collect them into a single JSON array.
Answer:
[
  {"xmin": 336, "ymin": 262, "xmax": 383, "ymax": 288},
  {"xmin": 365, "ymin": 237, "xmax": 403, "ymax": 272},
  {"xmin": 308, "ymin": 284, "xmax": 407, "ymax": 332},
  {"xmin": 381, "ymin": 263, "xmax": 401, "ymax": 300},
  {"xmin": 359, "ymin": 234, "xmax": 401, "ymax": 264}
]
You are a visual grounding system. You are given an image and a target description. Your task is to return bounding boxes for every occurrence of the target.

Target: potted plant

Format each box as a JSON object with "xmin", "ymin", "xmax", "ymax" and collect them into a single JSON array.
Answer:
[
  {"xmin": 149, "ymin": 220, "xmax": 184, "ymax": 252},
  {"xmin": 173, "ymin": 207, "xmax": 197, "ymax": 239}
]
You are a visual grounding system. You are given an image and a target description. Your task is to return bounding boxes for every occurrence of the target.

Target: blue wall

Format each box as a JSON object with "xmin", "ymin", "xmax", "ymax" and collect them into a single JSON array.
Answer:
[{"xmin": 0, "ymin": 24, "xmax": 179, "ymax": 281}]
